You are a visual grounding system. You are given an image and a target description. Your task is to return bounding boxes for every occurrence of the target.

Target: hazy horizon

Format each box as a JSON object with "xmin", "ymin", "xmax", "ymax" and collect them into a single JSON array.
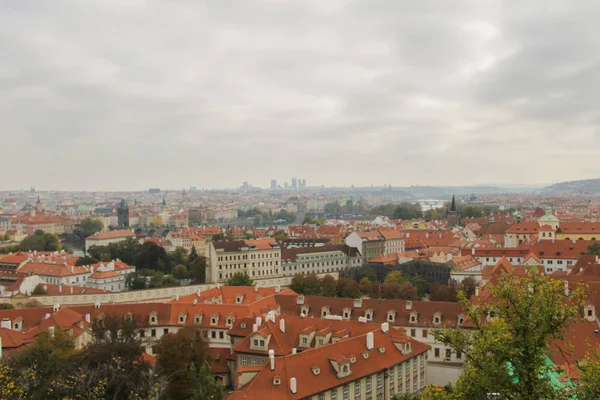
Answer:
[{"xmin": 3, "ymin": 1, "xmax": 600, "ymax": 191}]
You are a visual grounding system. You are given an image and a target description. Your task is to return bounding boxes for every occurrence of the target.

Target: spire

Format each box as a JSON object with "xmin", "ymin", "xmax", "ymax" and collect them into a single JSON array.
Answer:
[{"xmin": 450, "ymin": 195, "xmax": 457, "ymax": 212}]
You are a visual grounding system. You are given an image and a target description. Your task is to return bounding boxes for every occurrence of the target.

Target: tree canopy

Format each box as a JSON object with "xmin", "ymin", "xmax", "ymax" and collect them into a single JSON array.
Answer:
[
  {"xmin": 430, "ymin": 267, "xmax": 586, "ymax": 399},
  {"xmin": 226, "ymin": 272, "xmax": 254, "ymax": 286}
]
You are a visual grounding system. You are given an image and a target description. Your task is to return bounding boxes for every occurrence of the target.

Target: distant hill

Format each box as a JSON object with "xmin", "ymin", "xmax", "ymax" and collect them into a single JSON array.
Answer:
[{"xmin": 542, "ymin": 179, "xmax": 600, "ymax": 194}]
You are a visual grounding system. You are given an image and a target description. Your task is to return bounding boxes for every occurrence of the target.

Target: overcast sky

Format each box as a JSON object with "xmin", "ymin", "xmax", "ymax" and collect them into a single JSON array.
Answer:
[{"xmin": 2, "ymin": 0, "xmax": 600, "ymax": 191}]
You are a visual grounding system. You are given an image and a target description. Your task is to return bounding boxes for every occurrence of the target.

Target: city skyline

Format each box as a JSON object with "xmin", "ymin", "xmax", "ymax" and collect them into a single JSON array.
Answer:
[{"xmin": 3, "ymin": 1, "xmax": 600, "ymax": 191}]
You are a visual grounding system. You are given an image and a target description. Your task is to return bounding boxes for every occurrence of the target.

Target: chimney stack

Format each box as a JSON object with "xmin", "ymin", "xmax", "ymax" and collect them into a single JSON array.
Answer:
[
  {"xmin": 290, "ymin": 377, "xmax": 297, "ymax": 394},
  {"xmin": 254, "ymin": 283, "xmax": 259, "ymax": 292},
  {"xmin": 70, "ymin": 286, "xmax": 73, "ymax": 294},
  {"xmin": 269, "ymin": 349, "xmax": 275, "ymax": 371},
  {"xmin": 193, "ymin": 299, "xmax": 198, "ymax": 305},
  {"xmin": 292, "ymin": 348, "xmax": 297, "ymax": 355},
  {"xmin": 366, "ymin": 332, "xmax": 374, "ymax": 350},
  {"xmin": 256, "ymin": 317, "xmax": 262, "ymax": 326},
  {"xmin": 85, "ymin": 314, "xmax": 91, "ymax": 323},
  {"xmin": 253, "ymin": 324, "xmax": 257, "ymax": 332},
  {"xmin": 296, "ymin": 295, "xmax": 304, "ymax": 305},
  {"xmin": 275, "ymin": 285, "xmax": 280, "ymax": 293},
  {"xmin": 48, "ymin": 326, "xmax": 55, "ymax": 337},
  {"xmin": 381, "ymin": 322, "xmax": 389, "ymax": 333},
  {"xmin": 279, "ymin": 318, "xmax": 285, "ymax": 333},
  {"xmin": 405, "ymin": 301, "xmax": 412, "ymax": 311},
  {"xmin": 53, "ymin": 303, "xmax": 60, "ymax": 312}
]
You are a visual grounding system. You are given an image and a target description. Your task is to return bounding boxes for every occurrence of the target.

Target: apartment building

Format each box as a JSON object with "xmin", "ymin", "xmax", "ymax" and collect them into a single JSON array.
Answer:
[
  {"xmin": 208, "ymin": 239, "xmax": 281, "ymax": 283},
  {"xmin": 280, "ymin": 245, "xmax": 362, "ymax": 277},
  {"xmin": 345, "ymin": 230, "xmax": 405, "ymax": 264},
  {"xmin": 85, "ymin": 229, "xmax": 136, "ymax": 251},
  {"xmin": 276, "ymin": 294, "xmax": 469, "ymax": 386},
  {"xmin": 228, "ymin": 320, "xmax": 429, "ymax": 400}
]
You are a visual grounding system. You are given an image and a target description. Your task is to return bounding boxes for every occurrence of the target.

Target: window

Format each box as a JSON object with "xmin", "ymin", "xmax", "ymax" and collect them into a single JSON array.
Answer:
[
  {"xmin": 253, "ymin": 339, "xmax": 259, "ymax": 347},
  {"xmin": 434, "ymin": 348, "xmax": 440, "ymax": 358},
  {"xmin": 343, "ymin": 384, "xmax": 349, "ymax": 400},
  {"xmin": 318, "ymin": 394, "xmax": 324, "ymax": 400},
  {"xmin": 318, "ymin": 338, "xmax": 324, "ymax": 346},
  {"xmin": 366, "ymin": 377, "xmax": 372, "ymax": 393},
  {"xmin": 151, "ymin": 329, "xmax": 156, "ymax": 337},
  {"xmin": 331, "ymin": 389, "xmax": 337, "ymax": 400},
  {"xmin": 410, "ymin": 329, "xmax": 416, "ymax": 337},
  {"xmin": 302, "ymin": 337, "xmax": 308, "ymax": 345},
  {"xmin": 456, "ymin": 351, "xmax": 462, "ymax": 359},
  {"xmin": 211, "ymin": 331, "xmax": 216, "ymax": 339},
  {"xmin": 354, "ymin": 381, "xmax": 361, "ymax": 397},
  {"xmin": 163, "ymin": 328, "xmax": 168, "ymax": 335},
  {"xmin": 446, "ymin": 349, "xmax": 452, "ymax": 360},
  {"xmin": 422, "ymin": 329, "xmax": 428, "ymax": 338},
  {"xmin": 260, "ymin": 340, "xmax": 265, "ymax": 347},
  {"xmin": 219, "ymin": 331, "xmax": 224, "ymax": 339},
  {"xmin": 377, "ymin": 373, "xmax": 383, "ymax": 389},
  {"xmin": 251, "ymin": 358, "xmax": 257, "ymax": 366}
]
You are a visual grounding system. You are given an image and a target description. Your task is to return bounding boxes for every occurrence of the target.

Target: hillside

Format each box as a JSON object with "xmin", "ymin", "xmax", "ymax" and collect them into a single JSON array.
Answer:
[{"xmin": 542, "ymin": 179, "xmax": 600, "ymax": 194}]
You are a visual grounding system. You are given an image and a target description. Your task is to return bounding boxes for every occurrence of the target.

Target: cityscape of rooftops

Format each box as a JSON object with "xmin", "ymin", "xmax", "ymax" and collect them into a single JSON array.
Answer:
[{"xmin": 2, "ymin": 1, "xmax": 600, "ymax": 399}]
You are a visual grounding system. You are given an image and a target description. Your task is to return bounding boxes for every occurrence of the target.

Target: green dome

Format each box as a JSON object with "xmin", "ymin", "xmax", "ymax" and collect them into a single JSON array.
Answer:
[
  {"xmin": 76, "ymin": 205, "xmax": 89, "ymax": 212},
  {"xmin": 539, "ymin": 214, "xmax": 559, "ymax": 222}
]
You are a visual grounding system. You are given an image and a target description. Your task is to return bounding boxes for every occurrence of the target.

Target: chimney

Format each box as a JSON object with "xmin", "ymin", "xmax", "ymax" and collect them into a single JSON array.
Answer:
[
  {"xmin": 290, "ymin": 377, "xmax": 297, "ymax": 394},
  {"xmin": 292, "ymin": 348, "xmax": 297, "ymax": 355},
  {"xmin": 95, "ymin": 301, "xmax": 101, "ymax": 309},
  {"xmin": 193, "ymin": 299, "xmax": 198, "ymax": 306},
  {"xmin": 44, "ymin": 313, "xmax": 51, "ymax": 319},
  {"xmin": 71, "ymin": 265, "xmax": 74, "ymax": 274},
  {"xmin": 471, "ymin": 247, "xmax": 475, "ymax": 255},
  {"xmin": 256, "ymin": 317, "xmax": 262, "ymax": 327},
  {"xmin": 296, "ymin": 295, "xmax": 304, "ymax": 305},
  {"xmin": 196, "ymin": 289, "xmax": 202, "ymax": 297},
  {"xmin": 358, "ymin": 316, "xmax": 367, "ymax": 323},
  {"xmin": 366, "ymin": 332, "xmax": 374, "ymax": 350},
  {"xmin": 48, "ymin": 325, "xmax": 55, "ymax": 337},
  {"xmin": 58, "ymin": 284, "xmax": 62, "ymax": 293},
  {"xmin": 43, "ymin": 284, "xmax": 48, "ymax": 291},
  {"xmin": 275, "ymin": 285, "xmax": 280, "ymax": 293},
  {"xmin": 405, "ymin": 301, "xmax": 412, "ymax": 311},
  {"xmin": 254, "ymin": 283, "xmax": 259, "ymax": 292},
  {"xmin": 1, "ymin": 318, "xmax": 11, "ymax": 330},
  {"xmin": 279, "ymin": 318, "xmax": 286, "ymax": 333},
  {"xmin": 85, "ymin": 314, "xmax": 91, "ymax": 323},
  {"xmin": 174, "ymin": 294, "xmax": 179, "ymax": 302},
  {"xmin": 381, "ymin": 322, "xmax": 389, "ymax": 333},
  {"xmin": 53, "ymin": 303, "xmax": 60, "ymax": 312},
  {"xmin": 353, "ymin": 298, "xmax": 362, "ymax": 308},
  {"xmin": 70, "ymin": 286, "xmax": 73, "ymax": 294},
  {"xmin": 564, "ymin": 281, "xmax": 570, "ymax": 297},
  {"xmin": 252, "ymin": 324, "xmax": 257, "ymax": 332},
  {"xmin": 269, "ymin": 349, "xmax": 275, "ymax": 370}
]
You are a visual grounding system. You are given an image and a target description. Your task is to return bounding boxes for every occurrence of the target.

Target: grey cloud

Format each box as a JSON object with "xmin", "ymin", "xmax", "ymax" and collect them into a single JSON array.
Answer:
[{"xmin": 1, "ymin": 0, "xmax": 600, "ymax": 190}]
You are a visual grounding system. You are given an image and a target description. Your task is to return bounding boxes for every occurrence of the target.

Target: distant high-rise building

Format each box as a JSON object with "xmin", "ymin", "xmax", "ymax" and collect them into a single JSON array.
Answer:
[
  {"xmin": 291, "ymin": 177, "xmax": 298, "ymax": 189},
  {"xmin": 117, "ymin": 199, "xmax": 130, "ymax": 228},
  {"xmin": 270, "ymin": 180, "xmax": 277, "ymax": 190},
  {"xmin": 189, "ymin": 186, "xmax": 197, "ymax": 192},
  {"xmin": 148, "ymin": 188, "xmax": 161, "ymax": 194}
]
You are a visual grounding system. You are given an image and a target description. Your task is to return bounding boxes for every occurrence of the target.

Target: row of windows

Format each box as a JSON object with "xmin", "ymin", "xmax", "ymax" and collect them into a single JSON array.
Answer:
[
  {"xmin": 218, "ymin": 261, "xmax": 279, "ymax": 270},
  {"xmin": 218, "ymin": 252, "xmax": 279, "ymax": 262}
]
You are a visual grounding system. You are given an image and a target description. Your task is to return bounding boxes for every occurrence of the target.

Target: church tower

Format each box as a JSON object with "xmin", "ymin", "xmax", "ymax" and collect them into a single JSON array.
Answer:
[
  {"xmin": 117, "ymin": 199, "xmax": 130, "ymax": 228},
  {"xmin": 447, "ymin": 194, "xmax": 459, "ymax": 228}
]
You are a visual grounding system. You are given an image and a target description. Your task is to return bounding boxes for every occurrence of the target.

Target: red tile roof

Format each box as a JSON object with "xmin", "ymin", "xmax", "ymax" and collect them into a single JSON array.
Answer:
[{"xmin": 86, "ymin": 230, "xmax": 135, "ymax": 240}]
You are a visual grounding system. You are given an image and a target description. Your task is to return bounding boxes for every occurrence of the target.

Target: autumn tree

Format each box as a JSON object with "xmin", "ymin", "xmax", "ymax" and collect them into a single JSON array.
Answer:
[
  {"xmin": 189, "ymin": 255, "xmax": 207, "ymax": 284},
  {"xmin": 459, "ymin": 276, "xmax": 478, "ymax": 299},
  {"xmin": 575, "ymin": 345, "xmax": 600, "ymax": 399},
  {"xmin": 431, "ymin": 267, "xmax": 586, "ymax": 399},
  {"xmin": 156, "ymin": 327, "xmax": 214, "ymax": 399}
]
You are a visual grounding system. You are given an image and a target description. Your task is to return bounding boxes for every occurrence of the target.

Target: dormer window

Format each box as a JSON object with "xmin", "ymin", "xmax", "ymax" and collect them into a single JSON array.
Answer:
[
  {"xmin": 433, "ymin": 313, "xmax": 442, "ymax": 325},
  {"xmin": 457, "ymin": 315, "xmax": 465, "ymax": 326},
  {"xmin": 342, "ymin": 364, "xmax": 349, "ymax": 374},
  {"xmin": 273, "ymin": 374, "xmax": 281, "ymax": 386},
  {"xmin": 409, "ymin": 312, "xmax": 418, "ymax": 323},
  {"xmin": 365, "ymin": 309, "xmax": 373, "ymax": 321},
  {"xmin": 241, "ymin": 323, "xmax": 247, "ymax": 329},
  {"xmin": 321, "ymin": 307, "xmax": 330, "ymax": 318},
  {"xmin": 362, "ymin": 352, "xmax": 369, "ymax": 360},
  {"xmin": 311, "ymin": 366, "xmax": 320, "ymax": 376},
  {"xmin": 194, "ymin": 314, "xmax": 202, "ymax": 324},
  {"xmin": 149, "ymin": 312, "xmax": 157, "ymax": 325},
  {"xmin": 226, "ymin": 317, "xmax": 232, "ymax": 326},
  {"xmin": 387, "ymin": 310, "xmax": 396, "ymax": 323}
]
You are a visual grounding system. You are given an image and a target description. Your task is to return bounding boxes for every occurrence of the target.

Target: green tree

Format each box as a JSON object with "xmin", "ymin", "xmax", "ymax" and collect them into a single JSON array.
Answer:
[
  {"xmin": 575, "ymin": 345, "xmax": 600, "ymax": 399},
  {"xmin": 188, "ymin": 361, "xmax": 224, "ymax": 400},
  {"xmin": 133, "ymin": 242, "xmax": 171, "ymax": 273},
  {"xmin": 226, "ymin": 272, "xmax": 254, "ymax": 286},
  {"xmin": 189, "ymin": 256, "xmax": 207, "ymax": 284},
  {"xmin": 410, "ymin": 275, "xmax": 428, "ymax": 298},
  {"xmin": 393, "ymin": 203, "xmax": 422, "ymax": 220},
  {"xmin": 172, "ymin": 264, "xmax": 190, "ymax": 280},
  {"xmin": 126, "ymin": 271, "xmax": 148, "ymax": 290},
  {"xmin": 460, "ymin": 206, "xmax": 484, "ymax": 219},
  {"xmin": 429, "ymin": 282, "xmax": 458, "ymax": 302},
  {"xmin": 459, "ymin": 277, "xmax": 478, "ymax": 299},
  {"xmin": 188, "ymin": 245, "xmax": 198, "ymax": 264},
  {"xmin": 587, "ymin": 242, "xmax": 600, "ymax": 256},
  {"xmin": 0, "ymin": 303, "xmax": 15, "ymax": 309},
  {"xmin": 156, "ymin": 327, "xmax": 212, "ymax": 400},
  {"xmin": 75, "ymin": 256, "xmax": 99, "ymax": 266},
  {"xmin": 169, "ymin": 246, "xmax": 188, "ymax": 269},
  {"xmin": 31, "ymin": 284, "xmax": 47, "ymax": 295},
  {"xmin": 384, "ymin": 270, "xmax": 405, "ymax": 286},
  {"xmin": 337, "ymin": 277, "xmax": 361, "ymax": 298},
  {"xmin": 74, "ymin": 218, "xmax": 104, "ymax": 241},
  {"xmin": 88, "ymin": 245, "xmax": 111, "ymax": 262},
  {"xmin": 432, "ymin": 267, "xmax": 586, "ymax": 399},
  {"xmin": 321, "ymin": 275, "xmax": 338, "ymax": 297},
  {"xmin": 19, "ymin": 232, "xmax": 62, "ymax": 252},
  {"xmin": 359, "ymin": 267, "xmax": 377, "ymax": 282},
  {"xmin": 359, "ymin": 277, "xmax": 377, "ymax": 297}
]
